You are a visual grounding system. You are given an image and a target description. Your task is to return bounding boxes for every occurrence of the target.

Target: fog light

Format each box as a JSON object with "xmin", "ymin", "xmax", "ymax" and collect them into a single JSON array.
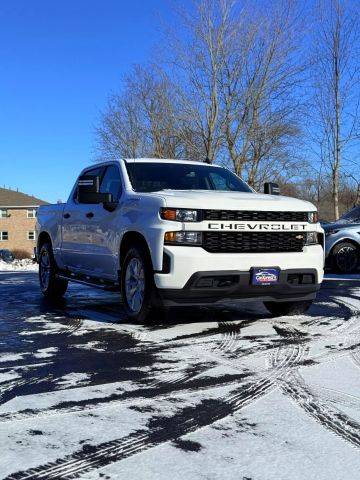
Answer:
[{"xmin": 164, "ymin": 231, "xmax": 202, "ymax": 245}]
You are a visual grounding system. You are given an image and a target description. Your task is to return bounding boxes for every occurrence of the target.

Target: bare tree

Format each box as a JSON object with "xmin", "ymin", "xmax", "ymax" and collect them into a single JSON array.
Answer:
[
  {"xmin": 95, "ymin": 0, "xmax": 359, "ymax": 206},
  {"xmin": 312, "ymin": 0, "xmax": 360, "ymax": 219},
  {"xmin": 96, "ymin": 65, "xmax": 184, "ymax": 159},
  {"xmin": 96, "ymin": 89, "xmax": 143, "ymax": 159},
  {"xmin": 166, "ymin": 0, "xmax": 233, "ymax": 162},
  {"xmin": 218, "ymin": 0, "xmax": 305, "ymax": 186}
]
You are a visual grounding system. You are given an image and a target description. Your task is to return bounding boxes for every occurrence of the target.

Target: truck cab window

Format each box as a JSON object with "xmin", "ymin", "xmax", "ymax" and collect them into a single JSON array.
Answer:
[
  {"xmin": 100, "ymin": 165, "xmax": 122, "ymax": 201},
  {"xmin": 125, "ymin": 163, "xmax": 252, "ymax": 193},
  {"xmin": 74, "ymin": 166, "xmax": 105, "ymax": 203}
]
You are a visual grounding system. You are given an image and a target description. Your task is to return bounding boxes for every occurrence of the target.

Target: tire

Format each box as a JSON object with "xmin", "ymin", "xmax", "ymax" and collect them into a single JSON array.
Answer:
[
  {"xmin": 39, "ymin": 242, "xmax": 68, "ymax": 298},
  {"xmin": 264, "ymin": 300, "xmax": 313, "ymax": 317},
  {"xmin": 120, "ymin": 243, "xmax": 163, "ymax": 324},
  {"xmin": 331, "ymin": 241, "xmax": 359, "ymax": 273}
]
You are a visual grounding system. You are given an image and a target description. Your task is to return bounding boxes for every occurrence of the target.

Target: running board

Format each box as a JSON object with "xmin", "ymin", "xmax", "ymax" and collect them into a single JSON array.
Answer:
[{"xmin": 57, "ymin": 271, "xmax": 120, "ymax": 291}]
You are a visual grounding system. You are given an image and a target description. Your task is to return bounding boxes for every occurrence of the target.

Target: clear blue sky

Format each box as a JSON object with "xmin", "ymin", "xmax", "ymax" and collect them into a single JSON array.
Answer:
[{"xmin": 0, "ymin": 0, "xmax": 175, "ymax": 202}]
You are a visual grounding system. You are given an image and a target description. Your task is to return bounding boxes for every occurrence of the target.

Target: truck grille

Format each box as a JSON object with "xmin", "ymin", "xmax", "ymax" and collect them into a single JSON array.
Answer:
[
  {"xmin": 203, "ymin": 210, "xmax": 308, "ymax": 222},
  {"xmin": 203, "ymin": 232, "xmax": 305, "ymax": 253}
]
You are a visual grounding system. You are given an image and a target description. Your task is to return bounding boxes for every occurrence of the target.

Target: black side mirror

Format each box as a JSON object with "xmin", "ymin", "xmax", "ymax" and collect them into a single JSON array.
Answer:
[
  {"xmin": 264, "ymin": 182, "xmax": 280, "ymax": 195},
  {"xmin": 103, "ymin": 200, "xmax": 118, "ymax": 212}
]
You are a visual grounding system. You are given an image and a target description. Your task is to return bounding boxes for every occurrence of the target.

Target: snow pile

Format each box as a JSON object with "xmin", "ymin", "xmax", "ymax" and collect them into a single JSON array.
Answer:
[{"xmin": 0, "ymin": 259, "xmax": 38, "ymax": 271}]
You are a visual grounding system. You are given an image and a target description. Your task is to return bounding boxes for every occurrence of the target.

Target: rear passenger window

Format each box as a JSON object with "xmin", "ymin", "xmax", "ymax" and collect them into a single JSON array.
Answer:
[{"xmin": 100, "ymin": 165, "xmax": 122, "ymax": 201}]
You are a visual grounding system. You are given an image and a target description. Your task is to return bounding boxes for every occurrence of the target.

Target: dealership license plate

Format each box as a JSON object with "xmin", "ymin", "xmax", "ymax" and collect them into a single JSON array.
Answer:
[{"xmin": 251, "ymin": 268, "xmax": 280, "ymax": 286}]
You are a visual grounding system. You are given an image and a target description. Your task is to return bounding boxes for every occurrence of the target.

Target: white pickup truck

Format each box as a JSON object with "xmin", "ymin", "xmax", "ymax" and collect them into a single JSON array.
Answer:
[{"xmin": 36, "ymin": 159, "xmax": 324, "ymax": 323}]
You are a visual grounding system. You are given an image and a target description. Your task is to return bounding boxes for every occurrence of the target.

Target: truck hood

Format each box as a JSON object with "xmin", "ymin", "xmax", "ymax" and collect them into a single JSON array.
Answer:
[{"xmin": 145, "ymin": 190, "xmax": 315, "ymax": 212}]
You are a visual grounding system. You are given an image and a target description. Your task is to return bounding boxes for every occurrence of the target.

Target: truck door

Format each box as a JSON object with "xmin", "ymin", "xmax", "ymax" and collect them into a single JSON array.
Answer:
[
  {"xmin": 60, "ymin": 165, "xmax": 106, "ymax": 273},
  {"xmin": 80, "ymin": 164, "xmax": 123, "ymax": 279}
]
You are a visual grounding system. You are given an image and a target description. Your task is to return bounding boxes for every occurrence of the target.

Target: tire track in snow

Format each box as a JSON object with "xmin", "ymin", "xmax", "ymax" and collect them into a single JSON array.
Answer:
[
  {"xmin": 0, "ymin": 330, "xmax": 261, "ymax": 423},
  {"xmin": 5, "ymin": 343, "xmax": 305, "ymax": 479},
  {"xmin": 0, "ymin": 374, "xmax": 55, "ymax": 406},
  {"xmin": 0, "ymin": 374, "xmax": 245, "ymax": 424},
  {"xmin": 269, "ymin": 294, "xmax": 360, "ymax": 451},
  {"xmin": 5, "ymin": 282, "xmax": 360, "ymax": 477},
  {"xmin": 308, "ymin": 384, "xmax": 360, "ymax": 412},
  {"xmin": 0, "ymin": 316, "xmax": 83, "ymax": 408},
  {"xmin": 280, "ymin": 372, "xmax": 360, "ymax": 449},
  {"xmin": 0, "ymin": 319, "xmax": 245, "ymax": 423}
]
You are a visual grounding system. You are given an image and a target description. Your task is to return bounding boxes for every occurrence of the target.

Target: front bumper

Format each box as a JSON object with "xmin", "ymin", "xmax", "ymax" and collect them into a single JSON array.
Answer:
[
  {"xmin": 154, "ymin": 245, "xmax": 324, "ymax": 306},
  {"xmin": 155, "ymin": 245, "xmax": 324, "ymax": 288},
  {"xmin": 158, "ymin": 268, "xmax": 320, "ymax": 306}
]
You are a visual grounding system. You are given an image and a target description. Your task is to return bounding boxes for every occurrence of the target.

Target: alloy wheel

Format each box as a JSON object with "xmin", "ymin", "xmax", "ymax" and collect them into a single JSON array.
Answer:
[
  {"xmin": 125, "ymin": 257, "xmax": 145, "ymax": 313},
  {"xmin": 336, "ymin": 245, "xmax": 358, "ymax": 273}
]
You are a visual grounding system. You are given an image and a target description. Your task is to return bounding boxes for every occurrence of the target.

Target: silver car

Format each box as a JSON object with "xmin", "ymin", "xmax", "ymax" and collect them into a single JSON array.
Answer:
[{"xmin": 323, "ymin": 205, "xmax": 360, "ymax": 273}]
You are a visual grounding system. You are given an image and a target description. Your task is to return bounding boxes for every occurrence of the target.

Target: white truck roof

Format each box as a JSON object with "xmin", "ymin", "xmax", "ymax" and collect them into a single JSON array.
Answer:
[{"xmin": 122, "ymin": 158, "xmax": 221, "ymax": 167}]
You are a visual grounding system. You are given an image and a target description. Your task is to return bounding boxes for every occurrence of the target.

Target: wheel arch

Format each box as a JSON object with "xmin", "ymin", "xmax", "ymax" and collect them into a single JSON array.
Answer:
[
  {"xmin": 37, "ymin": 231, "xmax": 52, "ymax": 254},
  {"xmin": 330, "ymin": 237, "xmax": 360, "ymax": 255},
  {"xmin": 119, "ymin": 231, "xmax": 153, "ymax": 271}
]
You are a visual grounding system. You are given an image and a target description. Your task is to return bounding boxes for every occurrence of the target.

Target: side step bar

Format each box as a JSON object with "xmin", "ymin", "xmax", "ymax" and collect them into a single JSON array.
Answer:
[{"xmin": 57, "ymin": 270, "xmax": 120, "ymax": 291}]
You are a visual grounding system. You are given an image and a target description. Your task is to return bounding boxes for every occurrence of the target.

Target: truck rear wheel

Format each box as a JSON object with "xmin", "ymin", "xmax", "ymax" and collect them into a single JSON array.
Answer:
[
  {"xmin": 121, "ymin": 244, "xmax": 162, "ymax": 324},
  {"xmin": 39, "ymin": 242, "xmax": 68, "ymax": 298},
  {"xmin": 264, "ymin": 300, "xmax": 313, "ymax": 317}
]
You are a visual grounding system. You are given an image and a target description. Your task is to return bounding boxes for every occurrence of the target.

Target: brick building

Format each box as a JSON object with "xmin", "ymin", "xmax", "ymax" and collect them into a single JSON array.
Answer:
[{"xmin": 0, "ymin": 187, "xmax": 48, "ymax": 258}]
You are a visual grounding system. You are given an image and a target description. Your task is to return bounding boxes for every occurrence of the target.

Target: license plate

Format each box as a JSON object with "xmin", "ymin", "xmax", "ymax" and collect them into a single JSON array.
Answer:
[{"xmin": 252, "ymin": 267, "xmax": 280, "ymax": 285}]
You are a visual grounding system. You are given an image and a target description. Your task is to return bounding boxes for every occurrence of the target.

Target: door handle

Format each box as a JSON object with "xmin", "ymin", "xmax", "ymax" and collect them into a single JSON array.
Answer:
[
  {"xmin": 86, "ymin": 212, "xmax": 94, "ymax": 218},
  {"xmin": 63, "ymin": 213, "xmax": 71, "ymax": 219}
]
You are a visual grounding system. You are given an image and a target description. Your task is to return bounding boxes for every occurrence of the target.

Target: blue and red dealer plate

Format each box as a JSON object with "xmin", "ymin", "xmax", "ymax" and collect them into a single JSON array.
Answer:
[{"xmin": 251, "ymin": 267, "xmax": 280, "ymax": 286}]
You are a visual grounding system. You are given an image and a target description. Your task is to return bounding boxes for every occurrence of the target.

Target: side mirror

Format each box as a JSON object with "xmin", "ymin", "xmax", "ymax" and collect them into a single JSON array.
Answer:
[
  {"xmin": 264, "ymin": 182, "xmax": 280, "ymax": 195},
  {"xmin": 77, "ymin": 175, "xmax": 112, "ymax": 204},
  {"xmin": 103, "ymin": 200, "xmax": 118, "ymax": 212}
]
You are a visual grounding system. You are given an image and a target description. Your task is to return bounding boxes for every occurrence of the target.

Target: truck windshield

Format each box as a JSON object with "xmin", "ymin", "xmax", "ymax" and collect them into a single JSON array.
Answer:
[{"xmin": 125, "ymin": 162, "xmax": 252, "ymax": 193}]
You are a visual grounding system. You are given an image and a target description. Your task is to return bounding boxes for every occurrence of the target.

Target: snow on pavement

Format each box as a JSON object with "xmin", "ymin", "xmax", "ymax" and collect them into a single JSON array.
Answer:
[
  {"xmin": 0, "ymin": 272, "xmax": 360, "ymax": 479},
  {"xmin": 0, "ymin": 259, "xmax": 38, "ymax": 272}
]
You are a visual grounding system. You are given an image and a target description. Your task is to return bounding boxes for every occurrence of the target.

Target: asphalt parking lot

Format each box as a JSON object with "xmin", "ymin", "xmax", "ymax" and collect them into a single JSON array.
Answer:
[{"xmin": 1, "ymin": 271, "xmax": 360, "ymax": 480}]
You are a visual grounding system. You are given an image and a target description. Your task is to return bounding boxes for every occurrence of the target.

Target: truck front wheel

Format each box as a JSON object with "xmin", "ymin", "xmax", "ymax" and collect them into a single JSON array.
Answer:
[
  {"xmin": 264, "ymin": 300, "xmax": 313, "ymax": 317},
  {"xmin": 39, "ymin": 242, "xmax": 68, "ymax": 298},
  {"xmin": 121, "ymin": 244, "xmax": 162, "ymax": 324}
]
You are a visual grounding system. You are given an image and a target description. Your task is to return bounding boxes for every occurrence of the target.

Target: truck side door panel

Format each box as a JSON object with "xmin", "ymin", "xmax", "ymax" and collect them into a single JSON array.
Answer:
[
  {"xmin": 60, "ymin": 164, "xmax": 123, "ymax": 281},
  {"xmin": 60, "ymin": 166, "xmax": 106, "ymax": 273}
]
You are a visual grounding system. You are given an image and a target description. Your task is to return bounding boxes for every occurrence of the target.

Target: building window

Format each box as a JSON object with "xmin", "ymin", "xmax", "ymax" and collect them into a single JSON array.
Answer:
[
  {"xmin": 27, "ymin": 209, "xmax": 37, "ymax": 218},
  {"xmin": 0, "ymin": 231, "xmax": 8, "ymax": 241},
  {"xmin": 0, "ymin": 209, "xmax": 8, "ymax": 218},
  {"xmin": 27, "ymin": 231, "xmax": 36, "ymax": 241}
]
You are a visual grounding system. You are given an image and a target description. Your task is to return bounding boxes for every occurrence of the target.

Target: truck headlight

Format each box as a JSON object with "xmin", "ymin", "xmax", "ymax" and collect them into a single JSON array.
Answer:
[
  {"xmin": 305, "ymin": 232, "xmax": 319, "ymax": 245},
  {"xmin": 308, "ymin": 212, "xmax": 318, "ymax": 223},
  {"xmin": 164, "ymin": 231, "xmax": 202, "ymax": 245},
  {"xmin": 161, "ymin": 208, "xmax": 199, "ymax": 222}
]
